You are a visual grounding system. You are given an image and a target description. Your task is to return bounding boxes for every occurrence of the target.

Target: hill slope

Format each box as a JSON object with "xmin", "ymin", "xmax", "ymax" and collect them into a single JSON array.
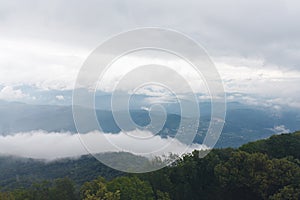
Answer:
[{"xmin": 1, "ymin": 131, "xmax": 300, "ymax": 200}]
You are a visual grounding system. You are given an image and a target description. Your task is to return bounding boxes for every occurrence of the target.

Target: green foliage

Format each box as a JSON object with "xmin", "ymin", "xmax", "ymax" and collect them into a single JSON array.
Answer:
[
  {"xmin": 81, "ymin": 176, "xmax": 154, "ymax": 200},
  {"xmin": 0, "ymin": 191, "xmax": 15, "ymax": 200},
  {"xmin": 240, "ymin": 131, "xmax": 300, "ymax": 159},
  {"xmin": 1, "ymin": 131, "xmax": 300, "ymax": 199},
  {"xmin": 0, "ymin": 154, "xmax": 123, "ymax": 190},
  {"xmin": 81, "ymin": 177, "xmax": 120, "ymax": 200},
  {"xmin": 107, "ymin": 176, "xmax": 154, "ymax": 200},
  {"xmin": 0, "ymin": 178, "xmax": 77, "ymax": 200},
  {"xmin": 155, "ymin": 190, "xmax": 171, "ymax": 200},
  {"xmin": 50, "ymin": 177, "xmax": 77, "ymax": 200},
  {"xmin": 269, "ymin": 185, "xmax": 300, "ymax": 200},
  {"xmin": 215, "ymin": 151, "xmax": 300, "ymax": 199}
]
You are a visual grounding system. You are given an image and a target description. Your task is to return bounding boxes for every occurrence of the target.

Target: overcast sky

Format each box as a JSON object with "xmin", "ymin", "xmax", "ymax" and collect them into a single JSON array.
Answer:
[{"xmin": 0, "ymin": 0, "xmax": 300, "ymax": 108}]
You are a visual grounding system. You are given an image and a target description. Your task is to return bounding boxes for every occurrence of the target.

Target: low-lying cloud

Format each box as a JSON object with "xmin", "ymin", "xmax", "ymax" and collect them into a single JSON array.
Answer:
[
  {"xmin": 0, "ymin": 130, "xmax": 207, "ymax": 160},
  {"xmin": 269, "ymin": 125, "xmax": 291, "ymax": 135},
  {"xmin": 0, "ymin": 86, "xmax": 29, "ymax": 101}
]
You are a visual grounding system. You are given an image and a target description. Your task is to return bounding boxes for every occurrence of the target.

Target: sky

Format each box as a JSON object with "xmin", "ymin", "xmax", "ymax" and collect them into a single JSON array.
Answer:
[
  {"xmin": 0, "ymin": 0, "xmax": 300, "ymax": 109},
  {"xmin": 0, "ymin": 0, "xmax": 300, "ymax": 162}
]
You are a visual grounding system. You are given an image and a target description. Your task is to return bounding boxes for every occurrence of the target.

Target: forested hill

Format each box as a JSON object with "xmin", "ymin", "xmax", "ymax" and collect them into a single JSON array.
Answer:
[
  {"xmin": 1, "ymin": 131, "xmax": 300, "ymax": 200},
  {"xmin": 136, "ymin": 131, "xmax": 300, "ymax": 200},
  {"xmin": 0, "ymin": 154, "xmax": 124, "ymax": 190},
  {"xmin": 240, "ymin": 131, "xmax": 300, "ymax": 159}
]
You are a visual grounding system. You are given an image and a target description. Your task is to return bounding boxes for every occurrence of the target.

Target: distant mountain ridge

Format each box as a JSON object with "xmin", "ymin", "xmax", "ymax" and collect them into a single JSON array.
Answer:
[{"xmin": 0, "ymin": 100, "xmax": 300, "ymax": 147}]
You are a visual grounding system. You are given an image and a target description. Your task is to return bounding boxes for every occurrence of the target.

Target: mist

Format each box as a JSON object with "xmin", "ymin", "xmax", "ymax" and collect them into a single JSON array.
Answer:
[{"xmin": 0, "ymin": 130, "xmax": 208, "ymax": 160}]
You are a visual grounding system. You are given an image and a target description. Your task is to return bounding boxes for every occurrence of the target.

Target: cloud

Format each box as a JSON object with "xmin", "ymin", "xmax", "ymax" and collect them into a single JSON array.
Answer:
[
  {"xmin": 55, "ymin": 95, "xmax": 65, "ymax": 100},
  {"xmin": 0, "ymin": 86, "xmax": 28, "ymax": 100},
  {"xmin": 0, "ymin": 130, "xmax": 207, "ymax": 160},
  {"xmin": 269, "ymin": 125, "xmax": 291, "ymax": 134},
  {"xmin": 141, "ymin": 106, "xmax": 150, "ymax": 111},
  {"xmin": 0, "ymin": 38, "xmax": 84, "ymax": 90},
  {"xmin": 0, "ymin": 0, "xmax": 299, "ymax": 108},
  {"xmin": 1, "ymin": 0, "xmax": 299, "ymax": 69}
]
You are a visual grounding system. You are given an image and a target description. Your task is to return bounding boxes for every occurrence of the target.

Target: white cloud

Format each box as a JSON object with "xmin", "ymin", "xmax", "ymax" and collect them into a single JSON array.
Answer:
[
  {"xmin": 55, "ymin": 95, "xmax": 65, "ymax": 100},
  {"xmin": 269, "ymin": 125, "xmax": 290, "ymax": 134},
  {"xmin": 141, "ymin": 106, "xmax": 150, "ymax": 111},
  {"xmin": 96, "ymin": 50, "xmax": 208, "ymax": 94},
  {"xmin": 0, "ymin": 130, "xmax": 208, "ymax": 160},
  {"xmin": 0, "ymin": 38, "xmax": 85, "ymax": 90},
  {"xmin": 214, "ymin": 60, "xmax": 300, "ymax": 108},
  {"xmin": 0, "ymin": 0, "xmax": 299, "ymax": 109},
  {"xmin": 0, "ymin": 86, "xmax": 28, "ymax": 100}
]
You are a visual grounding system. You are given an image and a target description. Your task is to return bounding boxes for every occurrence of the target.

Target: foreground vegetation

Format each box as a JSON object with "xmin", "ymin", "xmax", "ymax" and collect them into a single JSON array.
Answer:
[{"xmin": 1, "ymin": 131, "xmax": 300, "ymax": 200}]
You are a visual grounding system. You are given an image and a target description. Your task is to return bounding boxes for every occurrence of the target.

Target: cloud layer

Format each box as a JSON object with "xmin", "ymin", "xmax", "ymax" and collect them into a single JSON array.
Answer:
[
  {"xmin": 0, "ymin": 86, "xmax": 29, "ymax": 100},
  {"xmin": 0, "ymin": 130, "xmax": 207, "ymax": 160},
  {"xmin": 0, "ymin": 0, "xmax": 299, "ymax": 108}
]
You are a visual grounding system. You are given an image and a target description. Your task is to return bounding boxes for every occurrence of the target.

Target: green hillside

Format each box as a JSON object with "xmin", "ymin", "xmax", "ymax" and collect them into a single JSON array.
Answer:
[
  {"xmin": 1, "ymin": 131, "xmax": 300, "ymax": 200},
  {"xmin": 0, "ymin": 154, "xmax": 123, "ymax": 190}
]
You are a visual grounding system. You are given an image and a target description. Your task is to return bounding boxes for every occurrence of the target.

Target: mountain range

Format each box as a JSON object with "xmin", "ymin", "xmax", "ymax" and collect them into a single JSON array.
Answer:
[{"xmin": 1, "ymin": 100, "xmax": 299, "ymax": 148}]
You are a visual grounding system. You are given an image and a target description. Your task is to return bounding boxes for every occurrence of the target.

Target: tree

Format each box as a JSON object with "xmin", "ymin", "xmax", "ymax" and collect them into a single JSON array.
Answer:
[
  {"xmin": 215, "ymin": 151, "xmax": 300, "ymax": 199},
  {"xmin": 269, "ymin": 185, "xmax": 300, "ymax": 200},
  {"xmin": 107, "ymin": 176, "xmax": 154, "ymax": 200},
  {"xmin": 0, "ymin": 191, "xmax": 16, "ymax": 200},
  {"xmin": 81, "ymin": 177, "xmax": 120, "ymax": 200},
  {"xmin": 50, "ymin": 178, "xmax": 77, "ymax": 200}
]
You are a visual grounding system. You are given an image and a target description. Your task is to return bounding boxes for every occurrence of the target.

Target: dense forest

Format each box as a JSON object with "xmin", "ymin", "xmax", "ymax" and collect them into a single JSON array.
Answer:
[{"xmin": 1, "ymin": 131, "xmax": 300, "ymax": 200}]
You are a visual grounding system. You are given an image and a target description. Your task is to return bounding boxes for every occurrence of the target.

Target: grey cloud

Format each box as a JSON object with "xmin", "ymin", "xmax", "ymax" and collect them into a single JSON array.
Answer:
[
  {"xmin": 0, "ymin": 0, "xmax": 300, "ymax": 105},
  {"xmin": 1, "ymin": 0, "xmax": 300, "ymax": 70}
]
